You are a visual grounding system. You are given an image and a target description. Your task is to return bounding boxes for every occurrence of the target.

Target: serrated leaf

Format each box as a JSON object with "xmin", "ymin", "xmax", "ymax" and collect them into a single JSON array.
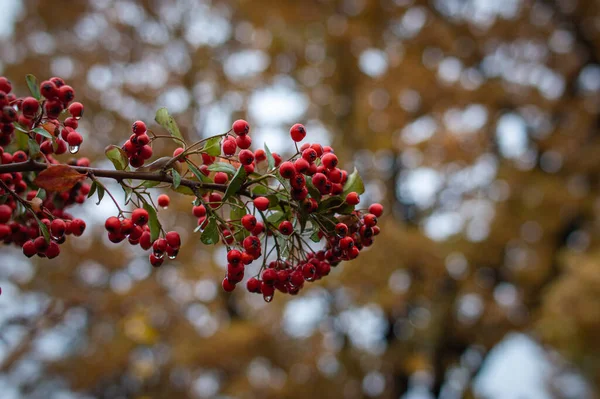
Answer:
[
  {"xmin": 171, "ymin": 168, "xmax": 181, "ymax": 189},
  {"xmin": 87, "ymin": 182, "xmax": 97, "ymax": 198},
  {"xmin": 223, "ymin": 166, "xmax": 246, "ymax": 201},
  {"xmin": 251, "ymin": 184, "xmax": 269, "ymax": 196},
  {"xmin": 34, "ymin": 165, "xmax": 87, "ymax": 192},
  {"xmin": 32, "ymin": 214, "xmax": 50, "ymax": 243},
  {"xmin": 104, "ymin": 145, "xmax": 129, "ymax": 170},
  {"xmin": 202, "ymin": 136, "xmax": 222, "ymax": 157},
  {"xmin": 96, "ymin": 184, "xmax": 105, "ymax": 205},
  {"xmin": 264, "ymin": 142, "xmax": 275, "ymax": 171},
  {"xmin": 32, "ymin": 127, "xmax": 53, "ymax": 140},
  {"xmin": 28, "ymin": 138, "xmax": 40, "ymax": 157},
  {"xmin": 207, "ymin": 162, "xmax": 236, "ymax": 175},
  {"xmin": 342, "ymin": 167, "xmax": 365, "ymax": 197},
  {"xmin": 143, "ymin": 202, "xmax": 161, "ymax": 242},
  {"xmin": 186, "ymin": 160, "xmax": 212, "ymax": 183},
  {"xmin": 155, "ymin": 107, "xmax": 184, "ymax": 144},
  {"xmin": 200, "ymin": 217, "xmax": 219, "ymax": 245},
  {"xmin": 26, "ymin": 74, "xmax": 41, "ymax": 100}
]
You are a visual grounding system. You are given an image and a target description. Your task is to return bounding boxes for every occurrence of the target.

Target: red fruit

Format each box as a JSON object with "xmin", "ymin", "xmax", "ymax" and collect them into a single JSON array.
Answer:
[
  {"xmin": 331, "ymin": 183, "xmax": 343, "ymax": 195},
  {"xmin": 363, "ymin": 213, "xmax": 378, "ymax": 227},
  {"xmin": 302, "ymin": 148, "xmax": 317, "ymax": 163},
  {"xmin": 173, "ymin": 147, "xmax": 186, "ymax": 162},
  {"xmin": 232, "ymin": 119, "xmax": 250, "ymax": 136},
  {"xmin": 136, "ymin": 134, "xmax": 150, "ymax": 146},
  {"xmin": 34, "ymin": 236, "xmax": 49, "ymax": 253},
  {"xmin": 253, "ymin": 196, "xmax": 269, "ymax": 211},
  {"xmin": 70, "ymin": 218, "xmax": 86, "ymax": 236},
  {"xmin": 40, "ymin": 80, "xmax": 58, "ymax": 99},
  {"xmin": 23, "ymin": 240, "xmax": 36, "ymax": 258},
  {"xmin": 290, "ymin": 123, "xmax": 306, "ymax": 142},
  {"xmin": 192, "ymin": 205, "xmax": 206, "ymax": 218},
  {"xmin": 201, "ymin": 153, "xmax": 215, "ymax": 165},
  {"xmin": 0, "ymin": 77, "xmax": 11, "ymax": 93},
  {"xmin": 39, "ymin": 141, "xmax": 53, "ymax": 155},
  {"xmin": 238, "ymin": 149, "xmax": 254, "ymax": 165},
  {"xmin": 165, "ymin": 231, "xmax": 181, "ymax": 248},
  {"xmin": 368, "ymin": 203, "xmax": 384, "ymax": 217},
  {"xmin": 149, "ymin": 253, "xmax": 164, "ymax": 267},
  {"xmin": 241, "ymin": 214, "xmax": 257, "ymax": 231},
  {"xmin": 328, "ymin": 168, "xmax": 343, "ymax": 183},
  {"xmin": 279, "ymin": 161, "xmax": 295, "ymax": 179},
  {"xmin": 64, "ymin": 117, "xmax": 78, "ymax": 129},
  {"xmin": 153, "ymin": 238, "xmax": 168, "ymax": 254},
  {"xmin": 12, "ymin": 151, "xmax": 27, "ymax": 163},
  {"xmin": 44, "ymin": 241, "xmax": 60, "ymax": 259},
  {"xmin": 246, "ymin": 277, "xmax": 261, "ymax": 293},
  {"xmin": 340, "ymin": 236, "xmax": 354, "ymax": 250},
  {"xmin": 254, "ymin": 149, "xmax": 266, "ymax": 163},
  {"xmin": 311, "ymin": 173, "xmax": 327, "ymax": 188},
  {"xmin": 261, "ymin": 282, "xmax": 275, "ymax": 300},
  {"xmin": 243, "ymin": 236, "xmax": 261, "ymax": 252},
  {"xmin": 0, "ymin": 204, "xmax": 12, "ymax": 223},
  {"xmin": 105, "ymin": 216, "xmax": 121, "ymax": 233},
  {"xmin": 294, "ymin": 158, "xmax": 310, "ymax": 174},
  {"xmin": 244, "ymin": 164, "xmax": 255, "ymax": 174},
  {"xmin": 208, "ymin": 193, "xmax": 223, "ymax": 209},
  {"xmin": 345, "ymin": 192, "xmax": 360, "ymax": 205},
  {"xmin": 132, "ymin": 120, "xmax": 147, "ymax": 135},
  {"xmin": 21, "ymin": 97, "xmax": 39, "ymax": 117},
  {"xmin": 67, "ymin": 131, "xmax": 83, "ymax": 147},
  {"xmin": 252, "ymin": 222, "xmax": 264, "ymax": 236},
  {"xmin": 68, "ymin": 102, "xmax": 84, "ymax": 118},
  {"xmin": 321, "ymin": 152, "xmax": 338, "ymax": 169},
  {"xmin": 222, "ymin": 138, "xmax": 237, "ymax": 156},
  {"xmin": 120, "ymin": 218, "xmax": 134, "ymax": 235},
  {"xmin": 335, "ymin": 223, "xmax": 348, "ymax": 237},
  {"xmin": 157, "ymin": 194, "xmax": 170, "ymax": 208},
  {"xmin": 58, "ymin": 85, "xmax": 75, "ymax": 103},
  {"xmin": 272, "ymin": 152, "xmax": 282, "ymax": 167},
  {"xmin": 139, "ymin": 145, "xmax": 153, "ymax": 160},
  {"xmin": 0, "ymin": 224, "xmax": 10, "ymax": 239},
  {"xmin": 50, "ymin": 219, "xmax": 66, "ymax": 237},
  {"xmin": 222, "ymin": 277, "xmax": 236, "ymax": 292},
  {"xmin": 302, "ymin": 263, "xmax": 317, "ymax": 281},
  {"xmin": 236, "ymin": 134, "xmax": 252, "ymax": 149},
  {"xmin": 278, "ymin": 220, "xmax": 293, "ymax": 235},
  {"xmin": 214, "ymin": 172, "xmax": 228, "ymax": 184},
  {"xmin": 290, "ymin": 174, "xmax": 306, "ymax": 190},
  {"xmin": 227, "ymin": 249, "xmax": 242, "ymax": 265},
  {"xmin": 132, "ymin": 208, "xmax": 149, "ymax": 226},
  {"xmin": 139, "ymin": 231, "xmax": 152, "ymax": 250},
  {"xmin": 290, "ymin": 271, "xmax": 304, "ymax": 287},
  {"xmin": 262, "ymin": 268, "xmax": 277, "ymax": 285},
  {"xmin": 241, "ymin": 252, "xmax": 254, "ymax": 265}
]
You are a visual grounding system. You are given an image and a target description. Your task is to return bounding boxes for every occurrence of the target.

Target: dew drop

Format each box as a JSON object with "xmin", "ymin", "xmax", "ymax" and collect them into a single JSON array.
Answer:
[
  {"xmin": 263, "ymin": 295, "xmax": 273, "ymax": 303},
  {"xmin": 153, "ymin": 251, "xmax": 165, "ymax": 259},
  {"xmin": 168, "ymin": 253, "xmax": 177, "ymax": 260},
  {"xmin": 68, "ymin": 145, "xmax": 80, "ymax": 154},
  {"xmin": 162, "ymin": 206, "xmax": 169, "ymax": 210}
]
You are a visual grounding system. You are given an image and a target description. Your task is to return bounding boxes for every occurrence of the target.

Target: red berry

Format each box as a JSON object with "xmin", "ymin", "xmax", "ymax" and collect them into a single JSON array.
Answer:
[
  {"xmin": 290, "ymin": 123, "xmax": 306, "ymax": 142},
  {"xmin": 363, "ymin": 213, "xmax": 378, "ymax": 227},
  {"xmin": 294, "ymin": 158, "xmax": 310, "ymax": 174},
  {"xmin": 214, "ymin": 172, "xmax": 228, "ymax": 184},
  {"xmin": 70, "ymin": 218, "xmax": 86, "ymax": 236},
  {"xmin": 68, "ymin": 102, "xmax": 84, "ymax": 118},
  {"xmin": 153, "ymin": 238, "xmax": 168, "ymax": 254},
  {"xmin": 236, "ymin": 134, "xmax": 252, "ymax": 149},
  {"xmin": 321, "ymin": 153, "xmax": 338, "ymax": 170},
  {"xmin": 340, "ymin": 236, "xmax": 354, "ymax": 250},
  {"xmin": 279, "ymin": 161, "xmax": 295, "ymax": 179},
  {"xmin": 241, "ymin": 214, "xmax": 257, "ymax": 231},
  {"xmin": 222, "ymin": 277, "xmax": 236, "ymax": 292},
  {"xmin": 45, "ymin": 242, "xmax": 60, "ymax": 259},
  {"xmin": 165, "ymin": 231, "xmax": 181, "ymax": 248},
  {"xmin": 192, "ymin": 205, "xmax": 206, "ymax": 218},
  {"xmin": 139, "ymin": 145, "xmax": 153, "ymax": 160},
  {"xmin": 227, "ymin": 249, "xmax": 242, "ymax": 265},
  {"xmin": 139, "ymin": 231, "xmax": 152, "ymax": 250},
  {"xmin": 0, "ymin": 204, "xmax": 12, "ymax": 223},
  {"xmin": 50, "ymin": 219, "xmax": 66, "ymax": 238},
  {"xmin": 290, "ymin": 174, "xmax": 306, "ymax": 190},
  {"xmin": 328, "ymin": 168, "xmax": 343, "ymax": 183},
  {"xmin": 157, "ymin": 194, "xmax": 170, "ymax": 208},
  {"xmin": 0, "ymin": 77, "xmax": 12, "ymax": 93},
  {"xmin": 21, "ymin": 97, "xmax": 39, "ymax": 117},
  {"xmin": 67, "ymin": 131, "xmax": 83, "ymax": 147},
  {"xmin": 23, "ymin": 240, "xmax": 37, "ymax": 258},
  {"xmin": 302, "ymin": 148, "xmax": 317, "ymax": 163},
  {"xmin": 208, "ymin": 193, "xmax": 222, "ymax": 209},
  {"xmin": 149, "ymin": 253, "xmax": 164, "ymax": 267},
  {"xmin": 272, "ymin": 152, "xmax": 282, "ymax": 167},
  {"xmin": 232, "ymin": 119, "xmax": 250, "ymax": 136},
  {"xmin": 120, "ymin": 218, "xmax": 134, "ymax": 235},
  {"xmin": 132, "ymin": 120, "xmax": 147, "ymax": 135},
  {"xmin": 253, "ymin": 196, "xmax": 269, "ymax": 211},
  {"xmin": 173, "ymin": 147, "xmax": 186, "ymax": 162},
  {"xmin": 105, "ymin": 216, "xmax": 121, "ymax": 233},
  {"xmin": 335, "ymin": 223, "xmax": 348, "ymax": 237},
  {"xmin": 34, "ymin": 236, "xmax": 49, "ymax": 253},
  {"xmin": 262, "ymin": 268, "xmax": 277, "ymax": 285},
  {"xmin": 238, "ymin": 149, "xmax": 254, "ymax": 165},
  {"xmin": 368, "ymin": 203, "xmax": 384, "ymax": 217},
  {"xmin": 222, "ymin": 138, "xmax": 237, "ymax": 156},
  {"xmin": 252, "ymin": 222, "xmax": 264, "ymax": 236},
  {"xmin": 58, "ymin": 85, "xmax": 75, "ymax": 104},
  {"xmin": 40, "ymin": 80, "xmax": 58, "ymax": 99},
  {"xmin": 64, "ymin": 117, "xmax": 78, "ymax": 129},
  {"xmin": 132, "ymin": 208, "xmax": 149, "ymax": 226},
  {"xmin": 254, "ymin": 149, "xmax": 266, "ymax": 163},
  {"xmin": 246, "ymin": 277, "xmax": 261, "ymax": 293},
  {"xmin": 278, "ymin": 220, "xmax": 293, "ymax": 235},
  {"xmin": 345, "ymin": 192, "xmax": 360, "ymax": 205}
]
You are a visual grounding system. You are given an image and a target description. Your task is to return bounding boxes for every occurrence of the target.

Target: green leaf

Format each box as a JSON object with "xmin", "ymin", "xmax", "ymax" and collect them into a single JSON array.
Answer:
[
  {"xmin": 223, "ymin": 166, "xmax": 246, "ymax": 201},
  {"xmin": 35, "ymin": 189, "xmax": 46, "ymax": 200},
  {"xmin": 318, "ymin": 197, "xmax": 344, "ymax": 213},
  {"xmin": 33, "ymin": 214, "xmax": 50, "ymax": 243},
  {"xmin": 173, "ymin": 185, "xmax": 195, "ymax": 196},
  {"xmin": 13, "ymin": 124, "xmax": 28, "ymax": 134},
  {"xmin": 32, "ymin": 127, "xmax": 53, "ymax": 140},
  {"xmin": 305, "ymin": 179, "xmax": 321, "ymax": 201},
  {"xmin": 143, "ymin": 202, "xmax": 161, "ymax": 242},
  {"xmin": 207, "ymin": 162, "xmax": 236, "ymax": 175},
  {"xmin": 264, "ymin": 142, "xmax": 275, "ymax": 170},
  {"xmin": 171, "ymin": 168, "xmax": 181, "ymax": 189},
  {"xmin": 266, "ymin": 210, "xmax": 285, "ymax": 227},
  {"xmin": 200, "ymin": 217, "xmax": 219, "ymax": 245},
  {"xmin": 87, "ymin": 182, "xmax": 97, "ymax": 199},
  {"xmin": 105, "ymin": 145, "xmax": 129, "ymax": 170},
  {"xmin": 155, "ymin": 107, "xmax": 184, "ymax": 144},
  {"xmin": 298, "ymin": 209, "xmax": 309, "ymax": 233},
  {"xmin": 230, "ymin": 204, "xmax": 247, "ymax": 221},
  {"xmin": 250, "ymin": 184, "xmax": 269, "ymax": 196},
  {"xmin": 310, "ymin": 229, "xmax": 321, "ymax": 243},
  {"xmin": 203, "ymin": 136, "xmax": 222, "ymax": 157},
  {"xmin": 28, "ymin": 138, "xmax": 40, "ymax": 157},
  {"xmin": 141, "ymin": 180, "xmax": 160, "ymax": 188},
  {"xmin": 16, "ymin": 131, "xmax": 28, "ymax": 151},
  {"xmin": 186, "ymin": 160, "xmax": 212, "ymax": 184},
  {"xmin": 123, "ymin": 186, "xmax": 133, "ymax": 204},
  {"xmin": 96, "ymin": 184, "xmax": 105, "ymax": 205},
  {"xmin": 342, "ymin": 167, "xmax": 365, "ymax": 197},
  {"xmin": 25, "ymin": 74, "xmax": 41, "ymax": 100}
]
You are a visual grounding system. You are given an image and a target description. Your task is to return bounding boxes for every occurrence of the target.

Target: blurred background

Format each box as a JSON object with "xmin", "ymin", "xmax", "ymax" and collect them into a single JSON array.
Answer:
[{"xmin": 0, "ymin": 0, "xmax": 599, "ymax": 397}]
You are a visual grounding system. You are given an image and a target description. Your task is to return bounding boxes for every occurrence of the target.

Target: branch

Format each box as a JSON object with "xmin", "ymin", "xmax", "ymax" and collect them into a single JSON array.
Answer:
[{"xmin": 0, "ymin": 161, "xmax": 229, "ymax": 192}]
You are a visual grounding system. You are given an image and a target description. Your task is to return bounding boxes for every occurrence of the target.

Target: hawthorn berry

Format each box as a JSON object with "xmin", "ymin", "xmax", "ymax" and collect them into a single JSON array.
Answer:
[
  {"xmin": 335, "ymin": 223, "xmax": 348, "ymax": 237},
  {"xmin": 165, "ymin": 231, "xmax": 181, "ymax": 248},
  {"xmin": 132, "ymin": 121, "xmax": 147, "ymax": 135},
  {"xmin": 21, "ymin": 97, "xmax": 39, "ymax": 117},
  {"xmin": 279, "ymin": 161, "xmax": 295, "ymax": 179},
  {"xmin": 345, "ymin": 192, "xmax": 360, "ymax": 205},
  {"xmin": 321, "ymin": 153, "xmax": 338, "ymax": 170},
  {"xmin": 149, "ymin": 253, "xmax": 164, "ymax": 267},
  {"xmin": 278, "ymin": 220, "xmax": 293, "ymax": 235},
  {"xmin": 222, "ymin": 138, "xmax": 237, "ymax": 156},
  {"xmin": 192, "ymin": 205, "xmax": 206, "ymax": 218},
  {"xmin": 290, "ymin": 123, "xmax": 306, "ymax": 142},
  {"xmin": 227, "ymin": 249, "xmax": 242, "ymax": 265},
  {"xmin": 132, "ymin": 208, "xmax": 149, "ymax": 226},
  {"xmin": 157, "ymin": 194, "xmax": 170, "ymax": 208},
  {"xmin": 238, "ymin": 149, "xmax": 254, "ymax": 165},
  {"xmin": 69, "ymin": 219, "xmax": 86, "ymax": 236},
  {"xmin": 236, "ymin": 134, "xmax": 252, "ymax": 149},
  {"xmin": 246, "ymin": 277, "xmax": 261, "ymax": 293},
  {"xmin": 368, "ymin": 203, "xmax": 384, "ymax": 217},
  {"xmin": 363, "ymin": 213, "xmax": 378, "ymax": 227},
  {"xmin": 253, "ymin": 196, "xmax": 269, "ymax": 211},
  {"xmin": 222, "ymin": 277, "xmax": 236, "ymax": 292},
  {"xmin": 241, "ymin": 214, "xmax": 257, "ymax": 231},
  {"xmin": 254, "ymin": 149, "xmax": 266, "ymax": 163},
  {"xmin": 22, "ymin": 240, "xmax": 36, "ymax": 258},
  {"xmin": 50, "ymin": 219, "xmax": 66, "ymax": 238},
  {"xmin": 232, "ymin": 119, "xmax": 250, "ymax": 136},
  {"xmin": 173, "ymin": 147, "xmax": 186, "ymax": 162},
  {"xmin": 214, "ymin": 172, "xmax": 228, "ymax": 184},
  {"xmin": 68, "ymin": 102, "xmax": 84, "ymax": 118},
  {"xmin": 0, "ymin": 204, "xmax": 12, "ymax": 223}
]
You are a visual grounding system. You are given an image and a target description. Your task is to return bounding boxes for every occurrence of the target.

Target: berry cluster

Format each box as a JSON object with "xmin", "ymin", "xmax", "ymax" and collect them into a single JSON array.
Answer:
[
  {"xmin": 122, "ymin": 121, "xmax": 152, "ymax": 168},
  {"xmin": 104, "ymin": 208, "xmax": 181, "ymax": 267}
]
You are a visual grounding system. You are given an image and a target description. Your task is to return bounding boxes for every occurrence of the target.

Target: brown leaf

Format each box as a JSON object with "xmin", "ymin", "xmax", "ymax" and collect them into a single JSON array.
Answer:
[
  {"xmin": 34, "ymin": 165, "xmax": 87, "ymax": 192},
  {"xmin": 41, "ymin": 122, "xmax": 57, "ymax": 136}
]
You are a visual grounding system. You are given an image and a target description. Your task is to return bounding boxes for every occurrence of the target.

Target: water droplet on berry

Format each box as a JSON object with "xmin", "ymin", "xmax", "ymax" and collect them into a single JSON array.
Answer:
[
  {"xmin": 51, "ymin": 234, "xmax": 62, "ymax": 241},
  {"xmin": 74, "ymin": 115, "xmax": 82, "ymax": 121},
  {"xmin": 263, "ymin": 295, "xmax": 273, "ymax": 303},
  {"xmin": 162, "ymin": 206, "xmax": 168, "ymax": 210},
  {"xmin": 168, "ymin": 253, "xmax": 177, "ymax": 260},
  {"xmin": 153, "ymin": 251, "xmax": 165, "ymax": 259},
  {"xmin": 305, "ymin": 275, "xmax": 316, "ymax": 282},
  {"xmin": 68, "ymin": 145, "xmax": 80, "ymax": 154}
]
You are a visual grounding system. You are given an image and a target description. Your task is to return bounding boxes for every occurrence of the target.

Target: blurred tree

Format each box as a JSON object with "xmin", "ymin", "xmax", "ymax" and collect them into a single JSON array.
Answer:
[{"xmin": 1, "ymin": 0, "xmax": 600, "ymax": 397}]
